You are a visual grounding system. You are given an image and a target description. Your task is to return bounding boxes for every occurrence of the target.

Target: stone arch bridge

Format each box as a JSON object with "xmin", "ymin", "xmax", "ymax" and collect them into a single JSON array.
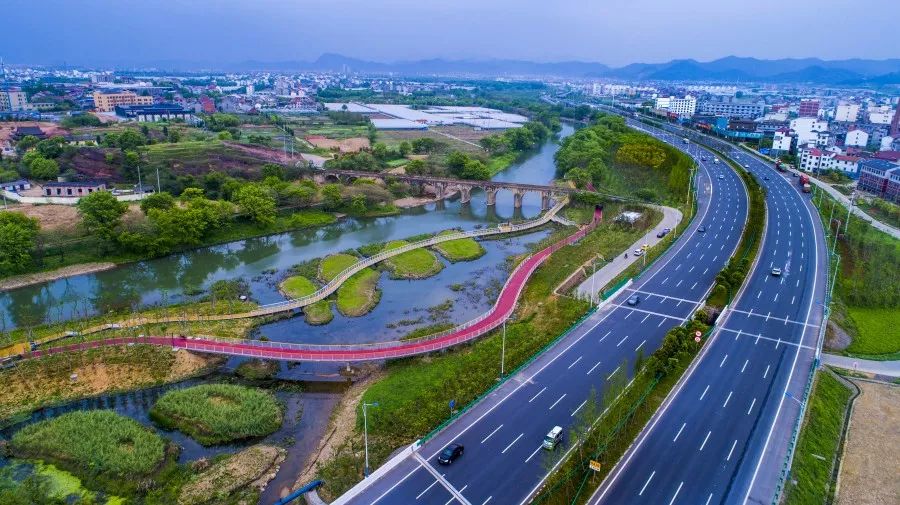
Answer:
[{"xmin": 311, "ymin": 169, "xmax": 579, "ymax": 209}]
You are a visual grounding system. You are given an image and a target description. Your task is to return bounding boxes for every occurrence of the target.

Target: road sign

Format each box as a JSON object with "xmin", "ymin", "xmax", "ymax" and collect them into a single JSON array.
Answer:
[{"xmin": 589, "ymin": 460, "xmax": 602, "ymax": 472}]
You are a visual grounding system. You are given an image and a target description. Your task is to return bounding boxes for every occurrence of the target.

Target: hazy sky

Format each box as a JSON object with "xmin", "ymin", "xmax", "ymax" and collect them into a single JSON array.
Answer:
[{"xmin": 3, "ymin": 0, "xmax": 897, "ymax": 67}]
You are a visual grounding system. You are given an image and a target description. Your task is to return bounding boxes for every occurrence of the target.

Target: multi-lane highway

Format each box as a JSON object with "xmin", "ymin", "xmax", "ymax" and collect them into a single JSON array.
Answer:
[
  {"xmin": 590, "ymin": 122, "xmax": 827, "ymax": 505},
  {"xmin": 339, "ymin": 126, "xmax": 751, "ymax": 504}
]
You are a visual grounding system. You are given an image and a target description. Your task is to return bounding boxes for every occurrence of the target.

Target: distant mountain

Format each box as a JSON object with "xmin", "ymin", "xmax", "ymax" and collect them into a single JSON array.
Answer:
[{"xmin": 109, "ymin": 54, "xmax": 900, "ymax": 85}]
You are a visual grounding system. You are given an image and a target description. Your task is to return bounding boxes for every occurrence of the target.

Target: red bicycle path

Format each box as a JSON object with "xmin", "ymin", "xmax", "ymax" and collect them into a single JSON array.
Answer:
[{"xmin": 27, "ymin": 209, "xmax": 601, "ymax": 363}]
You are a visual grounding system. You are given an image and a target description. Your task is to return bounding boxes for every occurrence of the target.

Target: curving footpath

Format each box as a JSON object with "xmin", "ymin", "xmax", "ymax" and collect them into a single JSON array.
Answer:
[
  {"xmin": 1, "ymin": 198, "xmax": 568, "ymax": 358},
  {"xmin": 23, "ymin": 207, "xmax": 601, "ymax": 363}
]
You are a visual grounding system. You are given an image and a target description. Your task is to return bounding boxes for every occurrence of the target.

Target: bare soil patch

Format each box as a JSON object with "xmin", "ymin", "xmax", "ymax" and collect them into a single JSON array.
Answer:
[
  {"xmin": 836, "ymin": 380, "xmax": 900, "ymax": 505},
  {"xmin": 305, "ymin": 136, "xmax": 370, "ymax": 153},
  {"xmin": 179, "ymin": 444, "xmax": 286, "ymax": 505},
  {"xmin": 0, "ymin": 262, "xmax": 117, "ymax": 291},
  {"xmin": 8, "ymin": 204, "xmax": 81, "ymax": 231}
]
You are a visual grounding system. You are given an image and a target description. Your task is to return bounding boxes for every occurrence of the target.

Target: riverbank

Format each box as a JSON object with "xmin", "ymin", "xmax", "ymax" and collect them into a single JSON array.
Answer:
[{"xmin": 0, "ymin": 261, "xmax": 117, "ymax": 291}]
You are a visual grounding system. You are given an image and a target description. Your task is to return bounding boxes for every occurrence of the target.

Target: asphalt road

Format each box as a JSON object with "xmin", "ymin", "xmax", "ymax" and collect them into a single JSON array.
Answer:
[
  {"xmin": 341, "ymin": 130, "xmax": 750, "ymax": 505},
  {"xmin": 589, "ymin": 126, "xmax": 827, "ymax": 505}
]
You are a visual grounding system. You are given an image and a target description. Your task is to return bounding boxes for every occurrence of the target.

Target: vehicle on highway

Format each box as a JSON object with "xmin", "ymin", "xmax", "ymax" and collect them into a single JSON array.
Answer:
[
  {"xmin": 543, "ymin": 426, "xmax": 563, "ymax": 450},
  {"xmin": 682, "ymin": 138, "xmax": 690, "ymax": 144},
  {"xmin": 713, "ymin": 158, "xmax": 719, "ymax": 164},
  {"xmin": 698, "ymin": 225, "xmax": 706, "ymax": 233},
  {"xmin": 718, "ymin": 174, "xmax": 725, "ymax": 180},
  {"xmin": 764, "ymin": 175, "xmax": 770, "ymax": 180},
  {"xmin": 799, "ymin": 173, "xmax": 812, "ymax": 193},
  {"xmin": 771, "ymin": 267, "xmax": 782, "ymax": 276},
  {"xmin": 437, "ymin": 444, "xmax": 464, "ymax": 464},
  {"xmin": 633, "ymin": 249, "xmax": 645, "ymax": 256},
  {"xmin": 656, "ymin": 227, "xmax": 671, "ymax": 238},
  {"xmin": 626, "ymin": 295, "xmax": 640, "ymax": 306},
  {"xmin": 792, "ymin": 172, "xmax": 799, "ymax": 177},
  {"xmin": 744, "ymin": 163, "xmax": 750, "ymax": 168}
]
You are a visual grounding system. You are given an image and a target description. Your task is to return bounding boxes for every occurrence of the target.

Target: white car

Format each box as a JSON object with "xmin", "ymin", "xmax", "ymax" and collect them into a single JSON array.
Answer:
[
  {"xmin": 633, "ymin": 249, "xmax": 645, "ymax": 257},
  {"xmin": 771, "ymin": 268, "xmax": 782, "ymax": 276}
]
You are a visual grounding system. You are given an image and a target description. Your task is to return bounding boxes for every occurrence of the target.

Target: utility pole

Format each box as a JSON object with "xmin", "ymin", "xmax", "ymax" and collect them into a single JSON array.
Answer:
[
  {"xmin": 362, "ymin": 401, "xmax": 379, "ymax": 477},
  {"xmin": 500, "ymin": 321, "xmax": 507, "ymax": 377}
]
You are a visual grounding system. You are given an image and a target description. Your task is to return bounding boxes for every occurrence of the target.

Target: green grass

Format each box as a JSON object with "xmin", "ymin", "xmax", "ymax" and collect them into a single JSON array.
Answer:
[
  {"xmin": 280, "ymin": 275, "xmax": 317, "ymax": 298},
  {"xmin": 782, "ymin": 370, "xmax": 853, "ymax": 505},
  {"xmin": 336, "ymin": 268, "xmax": 381, "ymax": 317},
  {"xmin": 304, "ymin": 300, "xmax": 335, "ymax": 325},
  {"xmin": 287, "ymin": 209, "xmax": 338, "ymax": 229},
  {"xmin": 149, "ymin": 384, "xmax": 283, "ymax": 446},
  {"xmin": 319, "ymin": 253, "xmax": 359, "ymax": 282},
  {"xmin": 400, "ymin": 322, "xmax": 456, "ymax": 340},
  {"xmin": 383, "ymin": 240, "xmax": 444, "ymax": 279},
  {"xmin": 844, "ymin": 306, "xmax": 900, "ymax": 356},
  {"xmin": 433, "ymin": 231, "xmax": 486, "ymax": 262},
  {"xmin": 305, "ymin": 125, "xmax": 370, "ymax": 139},
  {"xmin": 11, "ymin": 410, "xmax": 166, "ymax": 477},
  {"xmin": 486, "ymin": 152, "xmax": 518, "ymax": 176},
  {"xmin": 386, "ymin": 158, "xmax": 409, "ymax": 168}
]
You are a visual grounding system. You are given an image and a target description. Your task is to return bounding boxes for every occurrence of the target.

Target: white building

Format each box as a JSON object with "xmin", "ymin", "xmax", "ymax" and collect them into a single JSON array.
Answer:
[
  {"xmin": 654, "ymin": 95, "xmax": 696, "ymax": 117},
  {"xmin": 815, "ymin": 130, "xmax": 831, "ymax": 147},
  {"xmin": 772, "ymin": 129, "xmax": 793, "ymax": 153},
  {"xmin": 881, "ymin": 136, "xmax": 895, "ymax": 151},
  {"xmin": 790, "ymin": 117, "xmax": 829, "ymax": 146},
  {"xmin": 799, "ymin": 147, "xmax": 826, "ymax": 172},
  {"xmin": 0, "ymin": 90, "xmax": 29, "ymax": 112},
  {"xmin": 845, "ymin": 129, "xmax": 869, "ymax": 148},
  {"xmin": 834, "ymin": 103, "xmax": 860, "ymax": 122},
  {"xmin": 823, "ymin": 154, "xmax": 860, "ymax": 177}
]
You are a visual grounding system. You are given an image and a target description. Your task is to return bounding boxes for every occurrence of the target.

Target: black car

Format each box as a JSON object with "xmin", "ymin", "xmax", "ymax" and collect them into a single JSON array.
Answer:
[
  {"xmin": 698, "ymin": 225, "xmax": 706, "ymax": 233},
  {"xmin": 437, "ymin": 443, "xmax": 464, "ymax": 465}
]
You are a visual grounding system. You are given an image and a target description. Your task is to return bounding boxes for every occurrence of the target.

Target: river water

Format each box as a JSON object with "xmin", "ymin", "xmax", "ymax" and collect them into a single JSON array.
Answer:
[
  {"xmin": 0, "ymin": 124, "xmax": 573, "ymax": 503},
  {"xmin": 0, "ymin": 125, "xmax": 573, "ymax": 331}
]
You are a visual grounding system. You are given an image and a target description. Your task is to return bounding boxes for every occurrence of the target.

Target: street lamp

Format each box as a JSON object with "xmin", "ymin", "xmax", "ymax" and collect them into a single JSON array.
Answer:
[{"xmin": 362, "ymin": 401, "xmax": 379, "ymax": 477}]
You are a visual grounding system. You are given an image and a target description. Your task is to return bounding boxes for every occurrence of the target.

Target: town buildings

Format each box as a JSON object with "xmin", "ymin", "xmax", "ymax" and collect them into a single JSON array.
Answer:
[
  {"xmin": 0, "ymin": 89, "xmax": 29, "ymax": 112},
  {"xmin": 43, "ymin": 180, "xmax": 108, "ymax": 197},
  {"xmin": 858, "ymin": 158, "xmax": 900, "ymax": 203},
  {"xmin": 654, "ymin": 95, "xmax": 697, "ymax": 118},
  {"xmin": 92, "ymin": 91, "xmax": 153, "ymax": 112},
  {"xmin": 798, "ymin": 99, "xmax": 820, "ymax": 117}
]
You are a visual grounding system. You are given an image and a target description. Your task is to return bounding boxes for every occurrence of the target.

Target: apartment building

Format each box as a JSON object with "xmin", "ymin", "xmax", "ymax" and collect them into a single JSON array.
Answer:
[
  {"xmin": 654, "ymin": 95, "xmax": 696, "ymax": 118},
  {"xmin": 92, "ymin": 91, "xmax": 153, "ymax": 112},
  {"xmin": 0, "ymin": 89, "xmax": 29, "ymax": 112},
  {"xmin": 798, "ymin": 99, "xmax": 820, "ymax": 117},
  {"xmin": 858, "ymin": 158, "xmax": 900, "ymax": 202},
  {"xmin": 798, "ymin": 147, "xmax": 826, "ymax": 172},
  {"xmin": 697, "ymin": 100, "xmax": 764, "ymax": 119}
]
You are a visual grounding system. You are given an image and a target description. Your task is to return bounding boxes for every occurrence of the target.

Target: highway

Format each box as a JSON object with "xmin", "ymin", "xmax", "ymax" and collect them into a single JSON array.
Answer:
[
  {"xmin": 339, "ymin": 128, "xmax": 750, "ymax": 504},
  {"xmin": 589, "ymin": 122, "xmax": 827, "ymax": 505}
]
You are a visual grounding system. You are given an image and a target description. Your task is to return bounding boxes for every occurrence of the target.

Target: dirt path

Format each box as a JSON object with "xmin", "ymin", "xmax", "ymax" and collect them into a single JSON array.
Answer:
[
  {"xmin": 295, "ymin": 368, "xmax": 385, "ymax": 486},
  {"xmin": 836, "ymin": 380, "xmax": 900, "ymax": 505},
  {"xmin": 0, "ymin": 262, "xmax": 117, "ymax": 291}
]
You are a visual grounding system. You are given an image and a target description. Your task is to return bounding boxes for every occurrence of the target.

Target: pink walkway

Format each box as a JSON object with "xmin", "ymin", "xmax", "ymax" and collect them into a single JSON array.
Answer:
[{"xmin": 28, "ymin": 209, "xmax": 601, "ymax": 363}]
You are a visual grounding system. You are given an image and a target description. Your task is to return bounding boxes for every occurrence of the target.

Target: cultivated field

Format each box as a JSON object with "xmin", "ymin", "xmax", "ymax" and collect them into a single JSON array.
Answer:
[
  {"xmin": 836, "ymin": 380, "xmax": 900, "ymax": 505},
  {"xmin": 378, "ymin": 125, "xmax": 494, "ymax": 154}
]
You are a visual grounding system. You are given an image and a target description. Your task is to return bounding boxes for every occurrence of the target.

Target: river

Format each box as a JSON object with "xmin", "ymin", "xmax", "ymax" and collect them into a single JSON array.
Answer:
[{"xmin": 0, "ymin": 124, "xmax": 573, "ymax": 331}]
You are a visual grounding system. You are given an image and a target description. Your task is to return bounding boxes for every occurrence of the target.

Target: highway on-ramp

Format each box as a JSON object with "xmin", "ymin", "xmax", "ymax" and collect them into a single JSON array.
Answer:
[
  {"xmin": 589, "ymin": 123, "xmax": 828, "ymax": 505},
  {"xmin": 338, "ymin": 132, "xmax": 750, "ymax": 504}
]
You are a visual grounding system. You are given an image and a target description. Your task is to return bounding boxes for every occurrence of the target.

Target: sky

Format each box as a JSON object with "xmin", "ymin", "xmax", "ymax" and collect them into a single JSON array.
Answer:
[{"xmin": 2, "ymin": 0, "xmax": 898, "ymax": 67}]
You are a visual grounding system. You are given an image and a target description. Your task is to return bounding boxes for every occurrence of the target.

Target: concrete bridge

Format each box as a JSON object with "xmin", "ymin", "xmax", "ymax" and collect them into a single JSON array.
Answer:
[{"xmin": 312, "ymin": 169, "xmax": 577, "ymax": 209}]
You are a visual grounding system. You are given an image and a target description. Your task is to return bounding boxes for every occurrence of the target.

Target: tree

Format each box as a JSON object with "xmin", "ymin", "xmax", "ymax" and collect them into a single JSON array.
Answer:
[
  {"xmin": 404, "ymin": 159, "xmax": 427, "ymax": 175},
  {"xmin": 217, "ymin": 131, "xmax": 233, "ymax": 141},
  {"xmin": 446, "ymin": 151, "xmax": 470, "ymax": 176},
  {"xmin": 0, "ymin": 211, "xmax": 39, "ymax": 275},
  {"xmin": 35, "ymin": 137, "xmax": 66, "ymax": 159},
  {"xmin": 29, "ymin": 157, "xmax": 60, "ymax": 180},
  {"xmin": 140, "ymin": 192, "xmax": 175, "ymax": 214},
  {"xmin": 321, "ymin": 183, "xmax": 344, "ymax": 210},
  {"xmin": 371, "ymin": 142, "xmax": 389, "ymax": 161},
  {"xmin": 77, "ymin": 190, "xmax": 127, "ymax": 243},
  {"xmin": 564, "ymin": 167, "xmax": 591, "ymax": 188},
  {"xmin": 116, "ymin": 129, "xmax": 147, "ymax": 151},
  {"xmin": 168, "ymin": 129, "xmax": 181, "ymax": 143},
  {"xmin": 121, "ymin": 150, "xmax": 141, "ymax": 180},
  {"xmin": 398, "ymin": 141, "xmax": 412, "ymax": 157},
  {"xmin": 261, "ymin": 163, "xmax": 285, "ymax": 181},
  {"xmin": 15, "ymin": 135, "xmax": 39, "ymax": 152},
  {"xmin": 459, "ymin": 159, "xmax": 490, "ymax": 180},
  {"xmin": 235, "ymin": 184, "xmax": 277, "ymax": 227},
  {"xmin": 349, "ymin": 194, "xmax": 367, "ymax": 215},
  {"xmin": 180, "ymin": 187, "xmax": 205, "ymax": 201}
]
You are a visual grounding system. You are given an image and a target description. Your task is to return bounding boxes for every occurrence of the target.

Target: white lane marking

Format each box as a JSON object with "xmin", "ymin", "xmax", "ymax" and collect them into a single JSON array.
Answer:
[
  {"xmin": 524, "ymin": 445, "xmax": 542, "ymax": 463},
  {"xmin": 763, "ymin": 365, "xmax": 770, "ymax": 379},
  {"xmin": 587, "ymin": 360, "xmax": 602, "ymax": 375},
  {"xmin": 673, "ymin": 422, "xmax": 686, "ymax": 442},
  {"xmin": 699, "ymin": 430, "xmax": 712, "ymax": 451},
  {"xmin": 568, "ymin": 356, "xmax": 582, "ymax": 369},
  {"xmin": 700, "ymin": 384, "xmax": 710, "ymax": 400},
  {"xmin": 482, "ymin": 498, "xmax": 493, "ymax": 505},
  {"xmin": 635, "ymin": 339, "xmax": 647, "ymax": 351},
  {"xmin": 691, "ymin": 282, "xmax": 698, "ymax": 290},
  {"xmin": 617, "ymin": 335, "xmax": 629, "ymax": 347},
  {"xmin": 571, "ymin": 400, "xmax": 588, "ymax": 417},
  {"xmin": 720, "ymin": 354, "xmax": 728, "ymax": 367},
  {"xmin": 600, "ymin": 330, "xmax": 611, "ymax": 342},
  {"xmin": 639, "ymin": 471, "xmax": 656, "ymax": 496},
  {"xmin": 416, "ymin": 478, "xmax": 441, "ymax": 499},
  {"xmin": 529, "ymin": 387, "xmax": 547, "ymax": 403},
  {"xmin": 641, "ymin": 313, "xmax": 651, "ymax": 323},
  {"xmin": 481, "ymin": 424, "xmax": 504, "ymax": 444},
  {"xmin": 549, "ymin": 394, "xmax": 566, "ymax": 410},
  {"xmin": 747, "ymin": 398, "xmax": 756, "ymax": 415},
  {"xmin": 443, "ymin": 485, "xmax": 469, "ymax": 505},
  {"xmin": 607, "ymin": 366, "xmax": 621, "ymax": 381},
  {"xmin": 676, "ymin": 279, "xmax": 683, "ymax": 287},
  {"xmin": 502, "ymin": 433, "xmax": 524, "ymax": 454},
  {"xmin": 723, "ymin": 391, "xmax": 733, "ymax": 408},
  {"xmin": 668, "ymin": 481, "xmax": 684, "ymax": 505},
  {"xmin": 688, "ymin": 266, "xmax": 695, "ymax": 272},
  {"xmin": 705, "ymin": 493, "xmax": 714, "ymax": 505},
  {"xmin": 727, "ymin": 439, "xmax": 737, "ymax": 461},
  {"xmin": 741, "ymin": 359, "xmax": 749, "ymax": 373}
]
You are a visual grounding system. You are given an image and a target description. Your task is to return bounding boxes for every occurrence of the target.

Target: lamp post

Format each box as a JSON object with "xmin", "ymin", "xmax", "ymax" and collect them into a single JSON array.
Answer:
[
  {"xmin": 362, "ymin": 401, "xmax": 379, "ymax": 477},
  {"xmin": 500, "ymin": 321, "xmax": 506, "ymax": 377}
]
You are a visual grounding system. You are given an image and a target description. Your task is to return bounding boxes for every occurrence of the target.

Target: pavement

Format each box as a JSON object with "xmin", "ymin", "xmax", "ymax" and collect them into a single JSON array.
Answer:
[
  {"xmin": 739, "ymin": 144, "xmax": 900, "ymax": 240},
  {"xmin": 335, "ymin": 133, "xmax": 749, "ymax": 505},
  {"xmin": 589, "ymin": 124, "xmax": 828, "ymax": 505},
  {"xmin": 575, "ymin": 205, "xmax": 682, "ymax": 301},
  {"xmin": 821, "ymin": 353, "xmax": 900, "ymax": 377}
]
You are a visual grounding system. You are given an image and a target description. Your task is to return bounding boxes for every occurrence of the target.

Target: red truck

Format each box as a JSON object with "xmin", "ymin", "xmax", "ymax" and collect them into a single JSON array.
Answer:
[{"xmin": 799, "ymin": 174, "xmax": 811, "ymax": 193}]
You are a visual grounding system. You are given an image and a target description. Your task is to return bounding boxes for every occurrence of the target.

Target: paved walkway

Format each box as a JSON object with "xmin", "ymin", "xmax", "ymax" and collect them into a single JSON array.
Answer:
[
  {"xmin": 738, "ymin": 145, "xmax": 900, "ymax": 240},
  {"xmin": 575, "ymin": 205, "xmax": 682, "ymax": 301},
  {"xmin": 24, "ymin": 210, "xmax": 603, "ymax": 363},
  {"xmin": 822, "ymin": 353, "xmax": 900, "ymax": 377}
]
